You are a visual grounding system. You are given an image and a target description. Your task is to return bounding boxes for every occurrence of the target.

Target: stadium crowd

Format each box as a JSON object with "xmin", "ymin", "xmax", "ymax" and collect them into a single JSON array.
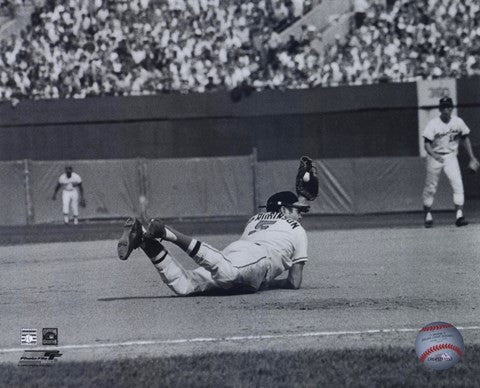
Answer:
[
  {"xmin": 0, "ymin": 0, "xmax": 479, "ymax": 102},
  {"xmin": 0, "ymin": 0, "xmax": 23, "ymax": 17},
  {"xmin": 326, "ymin": 0, "xmax": 480, "ymax": 85}
]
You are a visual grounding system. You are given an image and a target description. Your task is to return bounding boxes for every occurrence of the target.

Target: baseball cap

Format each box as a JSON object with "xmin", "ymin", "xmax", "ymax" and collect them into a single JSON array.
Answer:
[
  {"xmin": 261, "ymin": 191, "xmax": 310, "ymax": 213},
  {"xmin": 439, "ymin": 96, "xmax": 453, "ymax": 109}
]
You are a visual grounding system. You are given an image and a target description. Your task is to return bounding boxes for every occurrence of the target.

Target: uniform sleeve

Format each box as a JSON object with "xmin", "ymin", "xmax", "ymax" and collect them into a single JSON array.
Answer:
[
  {"xmin": 74, "ymin": 173, "xmax": 82, "ymax": 183},
  {"xmin": 292, "ymin": 227, "xmax": 308, "ymax": 264},
  {"xmin": 58, "ymin": 174, "xmax": 65, "ymax": 184},
  {"xmin": 423, "ymin": 119, "xmax": 435, "ymax": 141},
  {"xmin": 458, "ymin": 117, "xmax": 471, "ymax": 136}
]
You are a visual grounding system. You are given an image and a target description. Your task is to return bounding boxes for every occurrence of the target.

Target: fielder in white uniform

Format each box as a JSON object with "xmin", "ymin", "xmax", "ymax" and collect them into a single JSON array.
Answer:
[
  {"xmin": 52, "ymin": 166, "xmax": 85, "ymax": 225},
  {"xmin": 117, "ymin": 191, "xmax": 309, "ymax": 295},
  {"xmin": 422, "ymin": 96, "xmax": 478, "ymax": 227}
]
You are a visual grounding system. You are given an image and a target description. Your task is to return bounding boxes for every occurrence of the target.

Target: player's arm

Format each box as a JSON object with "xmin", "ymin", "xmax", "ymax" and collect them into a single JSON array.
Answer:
[
  {"xmin": 461, "ymin": 135, "xmax": 480, "ymax": 172},
  {"xmin": 269, "ymin": 262, "xmax": 305, "ymax": 290},
  {"xmin": 72, "ymin": 174, "xmax": 85, "ymax": 201},
  {"xmin": 285, "ymin": 262, "xmax": 304, "ymax": 289},
  {"xmin": 77, "ymin": 182, "xmax": 86, "ymax": 207},
  {"xmin": 423, "ymin": 138, "xmax": 444, "ymax": 163},
  {"xmin": 52, "ymin": 182, "xmax": 61, "ymax": 200},
  {"xmin": 77, "ymin": 182, "xmax": 84, "ymax": 197},
  {"xmin": 270, "ymin": 225, "xmax": 308, "ymax": 290},
  {"xmin": 461, "ymin": 135, "xmax": 477, "ymax": 160}
]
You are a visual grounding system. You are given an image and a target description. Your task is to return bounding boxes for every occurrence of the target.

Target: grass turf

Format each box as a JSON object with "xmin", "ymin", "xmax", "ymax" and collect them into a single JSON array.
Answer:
[{"xmin": 2, "ymin": 345, "xmax": 479, "ymax": 387}]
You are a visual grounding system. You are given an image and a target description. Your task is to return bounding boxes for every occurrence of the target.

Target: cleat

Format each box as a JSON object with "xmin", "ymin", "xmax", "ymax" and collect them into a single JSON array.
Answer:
[
  {"xmin": 145, "ymin": 218, "xmax": 167, "ymax": 240},
  {"xmin": 117, "ymin": 218, "xmax": 143, "ymax": 260},
  {"xmin": 455, "ymin": 217, "xmax": 468, "ymax": 227},
  {"xmin": 424, "ymin": 219, "xmax": 433, "ymax": 228}
]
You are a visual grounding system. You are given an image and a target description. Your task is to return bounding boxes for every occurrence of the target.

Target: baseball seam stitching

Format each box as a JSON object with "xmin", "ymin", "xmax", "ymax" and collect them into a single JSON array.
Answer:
[
  {"xmin": 420, "ymin": 324, "xmax": 454, "ymax": 332},
  {"xmin": 420, "ymin": 343, "xmax": 463, "ymax": 363}
]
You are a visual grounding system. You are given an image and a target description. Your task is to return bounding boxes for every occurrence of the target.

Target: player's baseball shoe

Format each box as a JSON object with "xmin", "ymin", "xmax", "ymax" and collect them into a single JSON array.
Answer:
[
  {"xmin": 117, "ymin": 217, "xmax": 143, "ymax": 260},
  {"xmin": 455, "ymin": 217, "xmax": 468, "ymax": 227},
  {"xmin": 144, "ymin": 218, "xmax": 167, "ymax": 240},
  {"xmin": 424, "ymin": 219, "xmax": 433, "ymax": 228}
]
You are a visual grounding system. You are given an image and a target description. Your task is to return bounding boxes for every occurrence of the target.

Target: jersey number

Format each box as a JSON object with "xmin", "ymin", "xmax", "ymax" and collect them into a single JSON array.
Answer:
[{"xmin": 248, "ymin": 221, "xmax": 276, "ymax": 235}]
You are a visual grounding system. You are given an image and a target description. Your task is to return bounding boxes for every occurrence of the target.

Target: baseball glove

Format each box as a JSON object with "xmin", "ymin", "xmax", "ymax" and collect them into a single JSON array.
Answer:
[
  {"xmin": 79, "ymin": 198, "xmax": 86, "ymax": 208},
  {"xmin": 468, "ymin": 158, "xmax": 480, "ymax": 173},
  {"xmin": 295, "ymin": 156, "xmax": 319, "ymax": 201}
]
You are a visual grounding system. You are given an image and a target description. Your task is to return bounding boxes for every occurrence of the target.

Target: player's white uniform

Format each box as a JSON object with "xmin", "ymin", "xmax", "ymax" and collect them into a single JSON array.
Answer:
[
  {"xmin": 58, "ymin": 172, "xmax": 82, "ymax": 217},
  {"xmin": 154, "ymin": 212, "xmax": 308, "ymax": 295},
  {"xmin": 422, "ymin": 115, "xmax": 470, "ymax": 207}
]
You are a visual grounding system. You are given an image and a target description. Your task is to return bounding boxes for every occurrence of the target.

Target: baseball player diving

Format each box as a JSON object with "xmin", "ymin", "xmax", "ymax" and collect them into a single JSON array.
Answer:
[
  {"xmin": 116, "ymin": 157, "xmax": 319, "ymax": 295},
  {"xmin": 422, "ymin": 96, "xmax": 479, "ymax": 228},
  {"xmin": 52, "ymin": 166, "xmax": 86, "ymax": 225}
]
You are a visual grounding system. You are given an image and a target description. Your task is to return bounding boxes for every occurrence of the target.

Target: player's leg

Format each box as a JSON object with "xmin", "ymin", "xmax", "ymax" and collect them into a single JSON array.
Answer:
[
  {"xmin": 153, "ymin": 254, "xmax": 218, "ymax": 296},
  {"xmin": 117, "ymin": 218, "xmax": 218, "ymax": 295},
  {"xmin": 443, "ymin": 155, "xmax": 468, "ymax": 226},
  {"xmin": 61, "ymin": 190, "xmax": 70, "ymax": 224},
  {"xmin": 71, "ymin": 190, "xmax": 79, "ymax": 225},
  {"xmin": 145, "ymin": 219, "xmax": 195, "ymax": 252},
  {"xmin": 422, "ymin": 156, "xmax": 443, "ymax": 227},
  {"xmin": 145, "ymin": 218, "xmax": 241, "ymax": 289}
]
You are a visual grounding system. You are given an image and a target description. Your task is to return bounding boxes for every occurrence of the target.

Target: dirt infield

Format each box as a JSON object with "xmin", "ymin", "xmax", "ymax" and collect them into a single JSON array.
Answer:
[{"xmin": 1, "ymin": 209, "xmax": 480, "ymax": 385}]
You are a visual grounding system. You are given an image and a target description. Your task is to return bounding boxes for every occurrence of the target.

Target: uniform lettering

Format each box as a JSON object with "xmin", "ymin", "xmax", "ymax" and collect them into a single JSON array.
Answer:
[
  {"xmin": 433, "ymin": 128, "xmax": 461, "ymax": 142},
  {"xmin": 254, "ymin": 213, "xmax": 283, "ymax": 221},
  {"xmin": 285, "ymin": 218, "xmax": 300, "ymax": 229},
  {"xmin": 249, "ymin": 212, "xmax": 300, "ymax": 230}
]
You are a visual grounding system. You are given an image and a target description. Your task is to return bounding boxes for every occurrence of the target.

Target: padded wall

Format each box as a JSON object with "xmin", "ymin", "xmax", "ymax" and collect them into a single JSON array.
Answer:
[
  {"xmin": 0, "ymin": 156, "xmax": 460, "ymax": 225},
  {"xmin": 30, "ymin": 160, "xmax": 141, "ymax": 223},
  {"xmin": 146, "ymin": 156, "xmax": 255, "ymax": 218},
  {"xmin": 256, "ymin": 157, "xmax": 453, "ymax": 215},
  {"xmin": 0, "ymin": 161, "xmax": 27, "ymax": 225}
]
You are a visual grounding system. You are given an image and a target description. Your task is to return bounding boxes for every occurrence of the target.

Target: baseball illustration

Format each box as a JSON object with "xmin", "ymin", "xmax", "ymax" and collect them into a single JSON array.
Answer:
[
  {"xmin": 415, "ymin": 322, "xmax": 464, "ymax": 370},
  {"xmin": 303, "ymin": 172, "xmax": 310, "ymax": 182}
]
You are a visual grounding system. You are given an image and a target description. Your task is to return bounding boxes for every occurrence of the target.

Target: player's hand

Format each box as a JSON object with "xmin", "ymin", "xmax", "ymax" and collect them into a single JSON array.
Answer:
[
  {"xmin": 468, "ymin": 157, "xmax": 480, "ymax": 173},
  {"xmin": 296, "ymin": 156, "xmax": 319, "ymax": 201}
]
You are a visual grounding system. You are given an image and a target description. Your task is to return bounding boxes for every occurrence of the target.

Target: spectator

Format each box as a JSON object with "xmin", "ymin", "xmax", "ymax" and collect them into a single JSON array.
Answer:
[
  {"xmin": 353, "ymin": 0, "xmax": 369, "ymax": 28},
  {"xmin": 0, "ymin": 0, "xmax": 479, "ymax": 102}
]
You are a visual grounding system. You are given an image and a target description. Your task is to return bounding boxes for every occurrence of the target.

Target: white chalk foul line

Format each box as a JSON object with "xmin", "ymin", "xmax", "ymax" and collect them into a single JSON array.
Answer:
[{"xmin": 1, "ymin": 326, "xmax": 480, "ymax": 354}]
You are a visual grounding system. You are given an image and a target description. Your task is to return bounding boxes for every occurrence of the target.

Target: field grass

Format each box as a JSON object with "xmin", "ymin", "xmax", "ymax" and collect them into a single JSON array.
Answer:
[{"xmin": 2, "ymin": 345, "xmax": 479, "ymax": 387}]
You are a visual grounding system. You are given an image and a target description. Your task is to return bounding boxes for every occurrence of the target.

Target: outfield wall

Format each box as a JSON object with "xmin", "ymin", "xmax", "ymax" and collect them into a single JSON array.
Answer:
[
  {"xmin": 2, "ymin": 77, "xmax": 479, "ymax": 162},
  {"xmin": 0, "ymin": 82, "xmax": 419, "ymax": 161},
  {"xmin": 0, "ymin": 156, "xmax": 461, "ymax": 225}
]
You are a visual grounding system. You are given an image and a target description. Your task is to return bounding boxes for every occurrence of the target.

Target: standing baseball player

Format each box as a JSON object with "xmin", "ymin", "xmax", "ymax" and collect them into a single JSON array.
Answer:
[
  {"xmin": 116, "ymin": 157, "xmax": 319, "ymax": 295},
  {"xmin": 422, "ymin": 96, "xmax": 479, "ymax": 228},
  {"xmin": 52, "ymin": 166, "xmax": 86, "ymax": 225}
]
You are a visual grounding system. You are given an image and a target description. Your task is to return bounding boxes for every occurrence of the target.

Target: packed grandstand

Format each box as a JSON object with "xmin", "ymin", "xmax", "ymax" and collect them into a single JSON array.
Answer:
[{"xmin": 0, "ymin": 0, "xmax": 479, "ymax": 102}]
